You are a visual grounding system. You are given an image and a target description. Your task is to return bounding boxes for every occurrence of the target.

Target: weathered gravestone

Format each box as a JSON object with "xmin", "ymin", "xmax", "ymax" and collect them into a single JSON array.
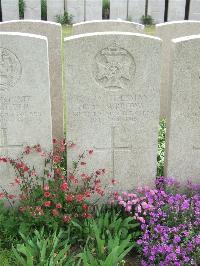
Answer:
[
  {"xmin": 110, "ymin": 0, "xmax": 128, "ymax": 20},
  {"xmin": 128, "ymin": 0, "xmax": 145, "ymax": 23},
  {"xmin": 24, "ymin": 0, "xmax": 41, "ymax": 20},
  {"xmin": 0, "ymin": 20, "xmax": 63, "ymax": 140},
  {"xmin": 65, "ymin": 32, "xmax": 162, "ymax": 190},
  {"xmin": 0, "ymin": 32, "xmax": 52, "ymax": 192},
  {"xmin": 155, "ymin": 21, "xmax": 200, "ymax": 118},
  {"xmin": 148, "ymin": 0, "xmax": 165, "ymax": 23},
  {"xmin": 66, "ymin": 0, "xmax": 85, "ymax": 23},
  {"xmin": 73, "ymin": 20, "xmax": 144, "ymax": 35},
  {"xmin": 1, "ymin": 0, "xmax": 19, "ymax": 21},
  {"xmin": 168, "ymin": 0, "xmax": 186, "ymax": 21},
  {"xmin": 86, "ymin": 0, "xmax": 102, "ymax": 21},
  {"xmin": 189, "ymin": 0, "xmax": 200, "ymax": 20},
  {"xmin": 165, "ymin": 35, "xmax": 200, "ymax": 185},
  {"xmin": 47, "ymin": 0, "xmax": 64, "ymax": 22}
]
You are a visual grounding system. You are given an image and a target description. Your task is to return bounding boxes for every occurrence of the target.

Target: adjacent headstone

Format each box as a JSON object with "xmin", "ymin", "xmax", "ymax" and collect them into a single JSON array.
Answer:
[
  {"xmin": 189, "ymin": 0, "xmax": 200, "ymax": 20},
  {"xmin": 148, "ymin": 0, "xmax": 165, "ymax": 23},
  {"xmin": 128, "ymin": 0, "xmax": 145, "ymax": 23},
  {"xmin": 0, "ymin": 32, "xmax": 52, "ymax": 192},
  {"xmin": 1, "ymin": 0, "xmax": 19, "ymax": 21},
  {"xmin": 66, "ymin": 0, "xmax": 85, "ymax": 23},
  {"xmin": 110, "ymin": 0, "xmax": 128, "ymax": 20},
  {"xmin": 86, "ymin": 0, "xmax": 102, "ymax": 21},
  {"xmin": 165, "ymin": 35, "xmax": 200, "ymax": 185},
  {"xmin": 155, "ymin": 21, "xmax": 200, "ymax": 118},
  {"xmin": 73, "ymin": 20, "xmax": 144, "ymax": 35},
  {"xmin": 24, "ymin": 0, "xmax": 41, "ymax": 20},
  {"xmin": 65, "ymin": 32, "xmax": 162, "ymax": 190},
  {"xmin": 47, "ymin": 0, "xmax": 64, "ymax": 22},
  {"xmin": 168, "ymin": 0, "xmax": 186, "ymax": 21},
  {"xmin": 0, "ymin": 20, "xmax": 63, "ymax": 139}
]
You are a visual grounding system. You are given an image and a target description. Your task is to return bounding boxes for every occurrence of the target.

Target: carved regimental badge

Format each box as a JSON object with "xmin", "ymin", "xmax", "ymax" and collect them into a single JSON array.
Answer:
[
  {"xmin": 0, "ymin": 48, "xmax": 22, "ymax": 91},
  {"xmin": 94, "ymin": 42, "xmax": 136, "ymax": 90}
]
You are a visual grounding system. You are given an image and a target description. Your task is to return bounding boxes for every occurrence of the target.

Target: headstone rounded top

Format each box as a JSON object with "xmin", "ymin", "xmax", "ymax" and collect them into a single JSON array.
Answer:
[
  {"xmin": 0, "ymin": 19, "xmax": 62, "ymax": 28},
  {"xmin": 156, "ymin": 20, "xmax": 200, "ymax": 28}
]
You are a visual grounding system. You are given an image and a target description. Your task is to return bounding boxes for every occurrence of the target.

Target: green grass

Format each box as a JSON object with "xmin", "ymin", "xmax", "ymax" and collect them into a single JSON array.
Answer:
[{"xmin": 62, "ymin": 25, "xmax": 73, "ymax": 39}]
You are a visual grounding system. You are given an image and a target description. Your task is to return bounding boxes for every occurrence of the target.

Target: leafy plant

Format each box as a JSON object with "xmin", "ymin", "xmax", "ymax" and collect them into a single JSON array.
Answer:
[
  {"xmin": 41, "ymin": 0, "xmax": 47, "ymax": 21},
  {"xmin": 103, "ymin": 0, "xmax": 110, "ymax": 19},
  {"xmin": 141, "ymin": 15, "xmax": 154, "ymax": 25},
  {"xmin": 19, "ymin": 0, "xmax": 25, "ymax": 19},
  {"xmin": 56, "ymin": 11, "xmax": 73, "ymax": 25},
  {"xmin": 157, "ymin": 119, "xmax": 166, "ymax": 176},
  {"xmin": 12, "ymin": 228, "xmax": 72, "ymax": 265}
]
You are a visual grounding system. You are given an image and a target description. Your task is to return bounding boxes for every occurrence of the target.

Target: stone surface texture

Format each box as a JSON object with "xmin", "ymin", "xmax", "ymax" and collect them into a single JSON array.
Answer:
[
  {"xmin": 110, "ymin": 0, "xmax": 128, "ymax": 20},
  {"xmin": 0, "ymin": 32, "xmax": 52, "ymax": 192},
  {"xmin": 148, "ymin": 0, "xmax": 165, "ymax": 23},
  {"xmin": 85, "ymin": 0, "xmax": 102, "ymax": 21},
  {"xmin": 128, "ymin": 0, "xmax": 145, "ymax": 23},
  {"xmin": 24, "ymin": 0, "xmax": 41, "ymax": 20},
  {"xmin": 1, "ymin": 0, "xmax": 19, "ymax": 21},
  {"xmin": 0, "ymin": 20, "xmax": 63, "ymax": 139},
  {"xmin": 155, "ymin": 21, "xmax": 200, "ymax": 118},
  {"xmin": 189, "ymin": 0, "xmax": 200, "ymax": 20},
  {"xmin": 168, "ymin": 0, "xmax": 186, "ymax": 21},
  {"xmin": 65, "ymin": 32, "xmax": 161, "ymax": 191},
  {"xmin": 47, "ymin": 0, "xmax": 64, "ymax": 22},
  {"xmin": 67, "ymin": 0, "xmax": 85, "ymax": 23},
  {"xmin": 165, "ymin": 35, "xmax": 200, "ymax": 185},
  {"xmin": 73, "ymin": 20, "xmax": 144, "ymax": 35}
]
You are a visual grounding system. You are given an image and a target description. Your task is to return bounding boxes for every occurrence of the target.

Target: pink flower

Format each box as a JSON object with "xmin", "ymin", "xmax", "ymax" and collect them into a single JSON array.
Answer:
[
  {"xmin": 63, "ymin": 215, "xmax": 71, "ymax": 223},
  {"xmin": 60, "ymin": 182, "xmax": 68, "ymax": 191},
  {"xmin": 137, "ymin": 216, "xmax": 145, "ymax": 223},
  {"xmin": 88, "ymin": 150, "xmax": 93, "ymax": 155},
  {"xmin": 44, "ymin": 192, "xmax": 51, "ymax": 198},
  {"xmin": 43, "ymin": 201, "xmax": 51, "ymax": 207},
  {"xmin": 8, "ymin": 194, "xmax": 15, "ymax": 199},
  {"xmin": 56, "ymin": 203, "xmax": 62, "ymax": 209},
  {"xmin": 52, "ymin": 209, "xmax": 59, "ymax": 216},
  {"xmin": 65, "ymin": 194, "xmax": 74, "ymax": 202},
  {"xmin": 43, "ymin": 184, "xmax": 49, "ymax": 191},
  {"xmin": 0, "ymin": 193, "xmax": 4, "ymax": 199}
]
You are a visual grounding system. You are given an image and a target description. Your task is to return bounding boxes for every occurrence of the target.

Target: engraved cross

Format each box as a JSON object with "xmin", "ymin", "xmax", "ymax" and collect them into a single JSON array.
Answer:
[
  {"xmin": 94, "ymin": 127, "xmax": 132, "ymax": 178},
  {"xmin": 0, "ymin": 128, "xmax": 23, "ymax": 157}
]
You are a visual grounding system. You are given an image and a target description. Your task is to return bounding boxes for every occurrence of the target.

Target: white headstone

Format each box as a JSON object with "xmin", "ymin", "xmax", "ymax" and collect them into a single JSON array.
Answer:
[
  {"xmin": 85, "ymin": 0, "xmax": 102, "ymax": 21},
  {"xmin": 47, "ymin": 0, "xmax": 64, "ymax": 22},
  {"xmin": 189, "ymin": 0, "xmax": 200, "ymax": 20},
  {"xmin": 0, "ymin": 20, "xmax": 63, "ymax": 140},
  {"xmin": 148, "ymin": 0, "xmax": 165, "ymax": 23},
  {"xmin": 155, "ymin": 21, "xmax": 200, "ymax": 118},
  {"xmin": 1, "ymin": 0, "xmax": 19, "ymax": 21},
  {"xmin": 168, "ymin": 0, "xmax": 186, "ymax": 21},
  {"xmin": 110, "ymin": 0, "xmax": 128, "ymax": 20},
  {"xmin": 65, "ymin": 32, "xmax": 161, "ymax": 190},
  {"xmin": 165, "ymin": 35, "xmax": 200, "ymax": 185},
  {"xmin": 73, "ymin": 20, "xmax": 144, "ymax": 35},
  {"xmin": 0, "ymin": 32, "xmax": 52, "ymax": 192},
  {"xmin": 128, "ymin": 0, "xmax": 145, "ymax": 23},
  {"xmin": 66, "ymin": 0, "xmax": 85, "ymax": 23},
  {"xmin": 24, "ymin": 0, "xmax": 41, "ymax": 20}
]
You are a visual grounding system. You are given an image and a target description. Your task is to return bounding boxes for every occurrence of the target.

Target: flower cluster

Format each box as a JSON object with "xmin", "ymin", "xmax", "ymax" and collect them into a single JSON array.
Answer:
[
  {"xmin": 0, "ymin": 139, "xmax": 113, "ymax": 225},
  {"xmin": 115, "ymin": 177, "xmax": 200, "ymax": 265}
]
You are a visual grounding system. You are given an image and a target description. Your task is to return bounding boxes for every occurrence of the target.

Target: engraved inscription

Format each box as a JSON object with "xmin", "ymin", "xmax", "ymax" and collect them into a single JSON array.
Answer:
[
  {"xmin": 0, "ymin": 128, "xmax": 23, "ymax": 156},
  {"xmin": 94, "ymin": 127, "xmax": 132, "ymax": 178},
  {"xmin": 94, "ymin": 42, "xmax": 136, "ymax": 90},
  {"xmin": 0, "ymin": 48, "xmax": 22, "ymax": 91}
]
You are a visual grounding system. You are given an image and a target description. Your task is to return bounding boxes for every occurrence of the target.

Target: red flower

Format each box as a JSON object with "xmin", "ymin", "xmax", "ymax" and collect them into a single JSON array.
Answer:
[
  {"xmin": 65, "ymin": 194, "xmax": 74, "ymax": 202},
  {"xmin": 43, "ymin": 184, "xmax": 49, "ymax": 191},
  {"xmin": 8, "ymin": 194, "xmax": 15, "ymax": 199},
  {"xmin": 60, "ymin": 182, "xmax": 68, "ymax": 191},
  {"xmin": 19, "ymin": 207, "xmax": 26, "ymax": 212},
  {"xmin": 82, "ymin": 204, "xmax": 89, "ymax": 211},
  {"xmin": 68, "ymin": 174, "xmax": 75, "ymax": 180},
  {"xmin": 44, "ymin": 192, "xmax": 51, "ymax": 198},
  {"xmin": 53, "ymin": 155, "xmax": 62, "ymax": 163},
  {"xmin": 56, "ymin": 203, "xmax": 62, "ymax": 209},
  {"xmin": 54, "ymin": 168, "xmax": 62, "ymax": 175},
  {"xmin": 83, "ymin": 213, "xmax": 92, "ymax": 219},
  {"xmin": 0, "ymin": 157, "xmax": 8, "ymax": 162},
  {"xmin": 80, "ymin": 162, "xmax": 86, "ymax": 166},
  {"xmin": 111, "ymin": 178, "xmax": 118, "ymax": 185},
  {"xmin": 76, "ymin": 194, "xmax": 85, "ymax": 202},
  {"xmin": 15, "ymin": 178, "xmax": 21, "ymax": 184},
  {"xmin": 63, "ymin": 215, "xmax": 71, "ymax": 223},
  {"xmin": 24, "ymin": 146, "xmax": 31, "ymax": 154},
  {"xmin": 96, "ymin": 170, "xmax": 101, "ymax": 175},
  {"xmin": 88, "ymin": 150, "xmax": 93, "ymax": 155},
  {"xmin": 85, "ymin": 191, "xmax": 91, "ymax": 198},
  {"xmin": 53, "ymin": 138, "xmax": 57, "ymax": 144},
  {"xmin": 44, "ymin": 201, "xmax": 51, "ymax": 207},
  {"xmin": 0, "ymin": 193, "xmax": 4, "ymax": 199}
]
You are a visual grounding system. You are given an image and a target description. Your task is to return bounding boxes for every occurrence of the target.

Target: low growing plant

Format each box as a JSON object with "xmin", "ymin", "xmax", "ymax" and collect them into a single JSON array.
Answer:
[
  {"xmin": 141, "ymin": 15, "xmax": 154, "ymax": 25},
  {"xmin": 56, "ymin": 11, "xmax": 73, "ymax": 25}
]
